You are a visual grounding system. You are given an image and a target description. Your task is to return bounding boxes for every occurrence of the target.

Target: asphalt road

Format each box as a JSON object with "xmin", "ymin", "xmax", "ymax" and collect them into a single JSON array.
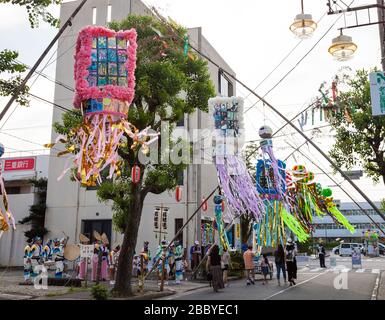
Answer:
[{"xmin": 161, "ymin": 256, "xmax": 384, "ymax": 300}]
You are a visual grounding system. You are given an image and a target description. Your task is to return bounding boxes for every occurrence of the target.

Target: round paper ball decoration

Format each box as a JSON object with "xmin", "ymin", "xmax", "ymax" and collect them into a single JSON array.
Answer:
[
  {"xmin": 292, "ymin": 165, "xmax": 307, "ymax": 178},
  {"xmin": 213, "ymin": 195, "xmax": 223, "ymax": 205},
  {"xmin": 258, "ymin": 126, "xmax": 273, "ymax": 139},
  {"xmin": 322, "ymin": 188, "xmax": 332, "ymax": 197}
]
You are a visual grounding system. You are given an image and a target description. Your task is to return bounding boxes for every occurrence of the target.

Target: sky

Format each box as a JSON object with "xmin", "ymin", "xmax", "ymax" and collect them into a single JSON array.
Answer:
[{"xmin": 0, "ymin": 0, "xmax": 384, "ymax": 204}]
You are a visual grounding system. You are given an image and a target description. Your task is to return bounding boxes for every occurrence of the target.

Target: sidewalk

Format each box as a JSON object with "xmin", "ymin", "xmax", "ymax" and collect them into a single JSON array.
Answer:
[{"xmin": 0, "ymin": 269, "xmax": 209, "ymax": 300}]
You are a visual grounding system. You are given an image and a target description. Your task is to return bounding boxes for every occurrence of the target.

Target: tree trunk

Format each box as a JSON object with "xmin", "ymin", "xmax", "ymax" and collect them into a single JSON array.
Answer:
[
  {"xmin": 113, "ymin": 185, "xmax": 144, "ymax": 297},
  {"xmin": 240, "ymin": 215, "xmax": 253, "ymax": 244}
]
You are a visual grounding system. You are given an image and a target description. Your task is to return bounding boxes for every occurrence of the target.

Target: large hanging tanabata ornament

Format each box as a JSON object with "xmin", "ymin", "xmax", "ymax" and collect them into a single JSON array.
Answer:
[
  {"xmin": 47, "ymin": 26, "xmax": 157, "ymax": 186},
  {"xmin": 0, "ymin": 143, "xmax": 16, "ymax": 236},
  {"xmin": 254, "ymin": 126, "xmax": 309, "ymax": 247},
  {"xmin": 287, "ymin": 166, "xmax": 354, "ymax": 234},
  {"xmin": 213, "ymin": 194, "xmax": 230, "ymax": 254},
  {"xmin": 209, "ymin": 97, "xmax": 265, "ymax": 221}
]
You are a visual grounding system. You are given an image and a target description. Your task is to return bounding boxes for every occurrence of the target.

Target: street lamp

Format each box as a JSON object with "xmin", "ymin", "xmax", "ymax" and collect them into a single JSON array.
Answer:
[
  {"xmin": 328, "ymin": 29, "xmax": 357, "ymax": 61},
  {"xmin": 290, "ymin": 0, "xmax": 317, "ymax": 39}
]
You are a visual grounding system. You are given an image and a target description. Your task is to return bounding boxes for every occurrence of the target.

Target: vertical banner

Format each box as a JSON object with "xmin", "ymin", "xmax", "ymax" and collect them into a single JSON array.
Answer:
[{"xmin": 369, "ymin": 71, "xmax": 385, "ymax": 116}]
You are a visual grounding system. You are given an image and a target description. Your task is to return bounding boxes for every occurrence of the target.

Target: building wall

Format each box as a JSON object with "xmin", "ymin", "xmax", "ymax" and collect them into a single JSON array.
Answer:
[
  {"xmin": 45, "ymin": 0, "xmax": 239, "ymax": 257},
  {"xmin": 0, "ymin": 155, "xmax": 49, "ymax": 266}
]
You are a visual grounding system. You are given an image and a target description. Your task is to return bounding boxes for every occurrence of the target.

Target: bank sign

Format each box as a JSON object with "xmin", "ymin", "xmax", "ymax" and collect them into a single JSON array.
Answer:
[
  {"xmin": 3, "ymin": 157, "xmax": 35, "ymax": 171},
  {"xmin": 369, "ymin": 72, "xmax": 385, "ymax": 116}
]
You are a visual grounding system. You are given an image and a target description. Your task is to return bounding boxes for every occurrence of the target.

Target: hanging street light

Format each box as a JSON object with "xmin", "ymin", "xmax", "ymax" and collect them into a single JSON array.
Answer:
[
  {"xmin": 290, "ymin": 0, "xmax": 317, "ymax": 39},
  {"xmin": 328, "ymin": 29, "xmax": 357, "ymax": 61}
]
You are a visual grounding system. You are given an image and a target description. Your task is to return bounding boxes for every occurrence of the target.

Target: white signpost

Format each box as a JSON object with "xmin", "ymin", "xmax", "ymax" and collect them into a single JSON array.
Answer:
[
  {"xmin": 80, "ymin": 244, "xmax": 94, "ymax": 258},
  {"xmin": 80, "ymin": 244, "xmax": 94, "ymax": 287},
  {"xmin": 369, "ymin": 72, "xmax": 385, "ymax": 116}
]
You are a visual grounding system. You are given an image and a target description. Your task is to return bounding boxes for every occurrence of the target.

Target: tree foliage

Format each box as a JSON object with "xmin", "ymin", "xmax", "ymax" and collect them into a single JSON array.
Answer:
[
  {"xmin": 19, "ymin": 178, "xmax": 49, "ymax": 240},
  {"xmin": 0, "ymin": 0, "xmax": 61, "ymax": 28},
  {"xmin": 328, "ymin": 69, "xmax": 385, "ymax": 185},
  {"xmin": 0, "ymin": 50, "xmax": 29, "ymax": 106}
]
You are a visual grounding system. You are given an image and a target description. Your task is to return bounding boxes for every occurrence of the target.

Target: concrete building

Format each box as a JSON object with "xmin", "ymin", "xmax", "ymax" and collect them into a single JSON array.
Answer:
[
  {"xmin": 312, "ymin": 201, "xmax": 385, "ymax": 242},
  {"xmin": 0, "ymin": 155, "xmax": 49, "ymax": 266},
  {"xmin": 45, "ymin": 0, "xmax": 240, "ymax": 258}
]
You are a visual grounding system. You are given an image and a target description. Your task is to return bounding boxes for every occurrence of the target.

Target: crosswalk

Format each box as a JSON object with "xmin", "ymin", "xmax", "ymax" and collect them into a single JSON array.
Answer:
[
  {"xmin": 298, "ymin": 267, "xmax": 382, "ymax": 274},
  {"xmin": 331, "ymin": 258, "xmax": 384, "ymax": 262}
]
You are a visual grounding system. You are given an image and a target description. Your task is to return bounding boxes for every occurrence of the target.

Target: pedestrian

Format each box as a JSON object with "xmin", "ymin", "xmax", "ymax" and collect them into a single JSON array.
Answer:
[
  {"xmin": 274, "ymin": 244, "xmax": 287, "ymax": 286},
  {"xmin": 318, "ymin": 242, "xmax": 326, "ymax": 268},
  {"xmin": 285, "ymin": 239, "xmax": 297, "ymax": 286},
  {"xmin": 221, "ymin": 247, "xmax": 231, "ymax": 287},
  {"xmin": 190, "ymin": 240, "xmax": 202, "ymax": 278},
  {"xmin": 174, "ymin": 241, "xmax": 184, "ymax": 285},
  {"xmin": 108, "ymin": 245, "xmax": 120, "ymax": 284},
  {"xmin": 243, "ymin": 245, "xmax": 255, "ymax": 285},
  {"xmin": 206, "ymin": 244, "xmax": 224, "ymax": 292},
  {"xmin": 260, "ymin": 254, "xmax": 270, "ymax": 285}
]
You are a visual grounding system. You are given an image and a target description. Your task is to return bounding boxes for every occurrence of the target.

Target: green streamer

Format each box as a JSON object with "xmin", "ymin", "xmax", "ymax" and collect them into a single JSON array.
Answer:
[
  {"xmin": 329, "ymin": 206, "xmax": 355, "ymax": 234},
  {"xmin": 281, "ymin": 208, "xmax": 309, "ymax": 243}
]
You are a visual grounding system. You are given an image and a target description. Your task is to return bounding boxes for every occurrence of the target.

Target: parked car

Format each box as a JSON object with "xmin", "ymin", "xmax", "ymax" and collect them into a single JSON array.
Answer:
[
  {"xmin": 339, "ymin": 243, "xmax": 362, "ymax": 256},
  {"xmin": 332, "ymin": 246, "xmax": 339, "ymax": 255}
]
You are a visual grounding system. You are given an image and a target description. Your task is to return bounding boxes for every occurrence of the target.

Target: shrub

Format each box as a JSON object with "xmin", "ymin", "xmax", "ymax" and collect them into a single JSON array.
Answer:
[{"xmin": 91, "ymin": 284, "xmax": 109, "ymax": 300}]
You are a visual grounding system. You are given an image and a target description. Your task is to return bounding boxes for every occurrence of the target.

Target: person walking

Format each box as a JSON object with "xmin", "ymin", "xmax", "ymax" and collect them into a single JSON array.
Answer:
[
  {"xmin": 221, "ymin": 248, "xmax": 231, "ymax": 287},
  {"xmin": 206, "ymin": 244, "xmax": 224, "ymax": 292},
  {"xmin": 190, "ymin": 240, "xmax": 202, "ymax": 279},
  {"xmin": 318, "ymin": 242, "xmax": 326, "ymax": 268},
  {"xmin": 274, "ymin": 244, "xmax": 287, "ymax": 286},
  {"xmin": 243, "ymin": 245, "xmax": 255, "ymax": 285},
  {"xmin": 285, "ymin": 239, "xmax": 297, "ymax": 286},
  {"xmin": 260, "ymin": 254, "xmax": 270, "ymax": 285}
]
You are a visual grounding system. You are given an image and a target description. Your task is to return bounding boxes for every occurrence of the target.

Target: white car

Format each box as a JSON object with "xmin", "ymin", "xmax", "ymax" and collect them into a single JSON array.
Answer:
[{"xmin": 339, "ymin": 243, "xmax": 363, "ymax": 256}]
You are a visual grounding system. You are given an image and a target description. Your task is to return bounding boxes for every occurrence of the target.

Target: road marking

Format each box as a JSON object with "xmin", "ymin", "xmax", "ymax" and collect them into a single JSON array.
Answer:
[
  {"xmin": 372, "ymin": 269, "xmax": 380, "ymax": 274},
  {"xmin": 371, "ymin": 274, "xmax": 380, "ymax": 300},
  {"xmin": 355, "ymin": 269, "xmax": 365, "ymax": 273},
  {"xmin": 298, "ymin": 267, "xmax": 309, "ymax": 272},
  {"xmin": 263, "ymin": 270, "xmax": 329, "ymax": 300},
  {"xmin": 311, "ymin": 268, "xmax": 321, "ymax": 272}
]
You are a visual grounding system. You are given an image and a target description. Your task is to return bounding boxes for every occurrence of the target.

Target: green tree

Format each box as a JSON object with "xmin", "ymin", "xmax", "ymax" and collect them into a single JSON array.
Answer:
[
  {"xmin": 0, "ymin": 50, "xmax": 29, "ymax": 106},
  {"xmin": 54, "ymin": 15, "xmax": 215, "ymax": 296},
  {"xmin": 328, "ymin": 69, "xmax": 385, "ymax": 185},
  {"xmin": 19, "ymin": 178, "xmax": 49, "ymax": 240}
]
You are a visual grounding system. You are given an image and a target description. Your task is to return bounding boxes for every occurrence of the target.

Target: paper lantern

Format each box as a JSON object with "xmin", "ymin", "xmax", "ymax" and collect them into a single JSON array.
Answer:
[
  {"xmin": 175, "ymin": 185, "xmax": 182, "ymax": 202},
  {"xmin": 131, "ymin": 165, "xmax": 141, "ymax": 184},
  {"xmin": 201, "ymin": 198, "xmax": 208, "ymax": 212}
]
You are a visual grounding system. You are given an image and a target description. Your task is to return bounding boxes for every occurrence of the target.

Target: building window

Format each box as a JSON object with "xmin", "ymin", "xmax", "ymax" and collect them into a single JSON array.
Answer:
[
  {"xmin": 175, "ymin": 218, "xmax": 183, "ymax": 245},
  {"xmin": 177, "ymin": 170, "xmax": 184, "ymax": 186},
  {"xmin": 82, "ymin": 219, "xmax": 112, "ymax": 246},
  {"xmin": 107, "ymin": 4, "xmax": 112, "ymax": 23},
  {"xmin": 176, "ymin": 115, "xmax": 185, "ymax": 127},
  {"xmin": 4, "ymin": 186, "xmax": 21, "ymax": 195},
  {"xmin": 218, "ymin": 72, "xmax": 233, "ymax": 97},
  {"xmin": 92, "ymin": 7, "xmax": 97, "ymax": 25}
]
